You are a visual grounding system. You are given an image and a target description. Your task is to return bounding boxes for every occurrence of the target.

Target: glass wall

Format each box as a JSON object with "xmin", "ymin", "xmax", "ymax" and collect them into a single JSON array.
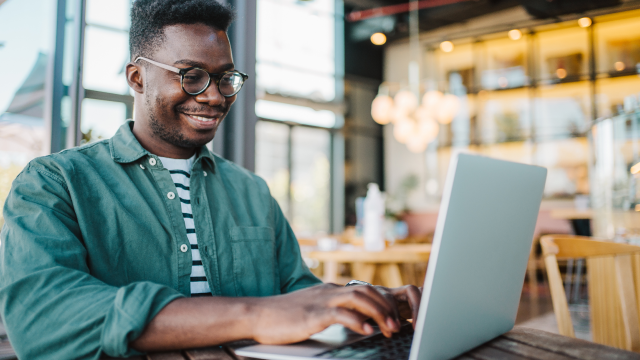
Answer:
[
  {"xmin": 255, "ymin": 121, "xmax": 333, "ymax": 237},
  {"xmin": 414, "ymin": 9, "xmax": 640, "ymax": 201},
  {"xmin": 254, "ymin": 0, "xmax": 343, "ymax": 236},
  {"xmin": 255, "ymin": 121, "xmax": 291, "ymax": 217},
  {"xmin": 1, "ymin": 0, "xmax": 344, "ymax": 234},
  {"xmin": 590, "ymin": 107, "xmax": 640, "ymax": 240},
  {"xmin": 256, "ymin": 0, "xmax": 336, "ymax": 102},
  {"xmin": 0, "ymin": 0, "xmax": 56, "ymax": 226},
  {"xmin": 80, "ymin": 0, "xmax": 133, "ymax": 143}
]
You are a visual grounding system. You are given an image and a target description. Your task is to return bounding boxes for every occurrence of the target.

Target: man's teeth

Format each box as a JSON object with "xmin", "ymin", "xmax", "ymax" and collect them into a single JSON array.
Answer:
[{"xmin": 191, "ymin": 115, "xmax": 214, "ymax": 122}]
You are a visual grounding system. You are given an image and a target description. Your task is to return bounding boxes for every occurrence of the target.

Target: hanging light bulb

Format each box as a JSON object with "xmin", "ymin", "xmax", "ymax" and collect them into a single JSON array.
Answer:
[
  {"xmin": 415, "ymin": 106, "xmax": 428, "ymax": 121},
  {"xmin": 578, "ymin": 17, "xmax": 592, "ymax": 28},
  {"xmin": 508, "ymin": 29, "xmax": 522, "ymax": 40},
  {"xmin": 440, "ymin": 41, "xmax": 454, "ymax": 53},
  {"xmin": 415, "ymin": 110, "xmax": 439, "ymax": 142},
  {"xmin": 421, "ymin": 90, "xmax": 443, "ymax": 116},
  {"xmin": 436, "ymin": 94, "xmax": 460, "ymax": 125},
  {"xmin": 370, "ymin": 32, "xmax": 387, "ymax": 45},
  {"xmin": 393, "ymin": 90, "xmax": 418, "ymax": 117},
  {"xmin": 371, "ymin": 95, "xmax": 394, "ymax": 124},
  {"xmin": 406, "ymin": 133, "xmax": 429, "ymax": 153},
  {"xmin": 393, "ymin": 117, "xmax": 415, "ymax": 144}
]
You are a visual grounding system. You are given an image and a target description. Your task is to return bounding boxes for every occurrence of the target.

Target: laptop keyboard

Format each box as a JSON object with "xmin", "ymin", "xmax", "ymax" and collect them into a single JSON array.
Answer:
[{"xmin": 316, "ymin": 324, "xmax": 414, "ymax": 360}]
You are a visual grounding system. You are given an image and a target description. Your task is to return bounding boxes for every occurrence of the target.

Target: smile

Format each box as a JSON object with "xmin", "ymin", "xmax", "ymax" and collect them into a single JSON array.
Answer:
[
  {"xmin": 181, "ymin": 112, "xmax": 221, "ymax": 130},
  {"xmin": 188, "ymin": 115, "xmax": 216, "ymax": 122}
]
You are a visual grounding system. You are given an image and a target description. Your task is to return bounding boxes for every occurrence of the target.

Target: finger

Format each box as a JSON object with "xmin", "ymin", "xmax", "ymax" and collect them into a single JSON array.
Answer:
[
  {"xmin": 329, "ymin": 308, "xmax": 373, "ymax": 336},
  {"xmin": 388, "ymin": 285, "xmax": 419, "ymax": 321},
  {"xmin": 407, "ymin": 286, "xmax": 422, "ymax": 329},
  {"xmin": 330, "ymin": 291, "xmax": 397, "ymax": 337},
  {"xmin": 354, "ymin": 286, "xmax": 399, "ymax": 323},
  {"xmin": 401, "ymin": 286, "xmax": 422, "ymax": 328},
  {"xmin": 339, "ymin": 291, "xmax": 396, "ymax": 337},
  {"xmin": 372, "ymin": 286, "xmax": 401, "ymax": 325}
]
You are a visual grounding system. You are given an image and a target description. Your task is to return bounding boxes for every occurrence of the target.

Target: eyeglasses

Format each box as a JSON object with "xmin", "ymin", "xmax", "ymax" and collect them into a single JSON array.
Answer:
[{"xmin": 135, "ymin": 57, "xmax": 248, "ymax": 97}]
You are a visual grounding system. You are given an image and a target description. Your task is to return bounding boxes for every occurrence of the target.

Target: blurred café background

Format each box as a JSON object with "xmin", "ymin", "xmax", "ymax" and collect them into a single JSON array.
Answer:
[{"xmin": 2, "ymin": 0, "xmax": 640, "ymax": 348}]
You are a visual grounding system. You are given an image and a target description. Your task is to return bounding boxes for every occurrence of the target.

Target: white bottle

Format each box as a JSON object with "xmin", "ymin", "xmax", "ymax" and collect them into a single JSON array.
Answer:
[{"xmin": 363, "ymin": 183, "xmax": 385, "ymax": 251}]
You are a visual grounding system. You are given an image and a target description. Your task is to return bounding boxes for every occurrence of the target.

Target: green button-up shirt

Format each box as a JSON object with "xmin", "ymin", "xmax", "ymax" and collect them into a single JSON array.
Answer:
[{"xmin": 0, "ymin": 121, "xmax": 321, "ymax": 359}]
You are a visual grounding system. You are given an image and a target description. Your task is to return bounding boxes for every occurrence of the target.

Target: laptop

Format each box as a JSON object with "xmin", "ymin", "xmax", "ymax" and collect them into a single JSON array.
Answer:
[{"xmin": 234, "ymin": 153, "xmax": 547, "ymax": 360}]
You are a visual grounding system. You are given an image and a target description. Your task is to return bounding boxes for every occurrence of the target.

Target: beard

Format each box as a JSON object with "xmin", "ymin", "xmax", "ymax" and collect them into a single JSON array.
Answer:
[{"xmin": 146, "ymin": 94, "xmax": 229, "ymax": 149}]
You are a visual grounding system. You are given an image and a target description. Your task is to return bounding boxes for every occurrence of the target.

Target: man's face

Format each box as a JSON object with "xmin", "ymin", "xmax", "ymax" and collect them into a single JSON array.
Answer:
[{"xmin": 138, "ymin": 23, "xmax": 236, "ymax": 149}]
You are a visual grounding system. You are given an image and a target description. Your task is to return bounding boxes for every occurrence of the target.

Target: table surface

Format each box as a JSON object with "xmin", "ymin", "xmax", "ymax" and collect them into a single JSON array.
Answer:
[
  {"xmin": 96, "ymin": 327, "xmax": 640, "ymax": 360},
  {"xmin": 305, "ymin": 244, "xmax": 432, "ymax": 263},
  {"xmin": 549, "ymin": 208, "xmax": 594, "ymax": 220}
]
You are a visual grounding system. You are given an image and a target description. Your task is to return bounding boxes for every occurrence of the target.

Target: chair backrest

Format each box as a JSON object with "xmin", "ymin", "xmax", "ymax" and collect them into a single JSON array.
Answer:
[{"xmin": 541, "ymin": 234, "xmax": 640, "ymax": 352}]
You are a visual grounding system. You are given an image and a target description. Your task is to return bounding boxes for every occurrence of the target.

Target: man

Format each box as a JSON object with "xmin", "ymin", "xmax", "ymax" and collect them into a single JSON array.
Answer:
[{"xmin": 0, "ymin": 0, "xmax": 421, "ymax": 359}]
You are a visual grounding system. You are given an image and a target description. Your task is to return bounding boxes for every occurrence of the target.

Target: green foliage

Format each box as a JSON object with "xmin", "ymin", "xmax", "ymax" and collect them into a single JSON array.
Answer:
[
  {"xmin": 386, "ymin": 173, "xmax": 419, "ymax": 219},
  {"xmin": 496, "ymin": 111, "xmax": 521, "ymax": 142}
]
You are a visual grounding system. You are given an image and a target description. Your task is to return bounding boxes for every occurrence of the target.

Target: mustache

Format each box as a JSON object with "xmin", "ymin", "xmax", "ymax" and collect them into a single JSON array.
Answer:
[{"xmin": 176, "ymin": 104, "xmax": 229, "ymax": 115}]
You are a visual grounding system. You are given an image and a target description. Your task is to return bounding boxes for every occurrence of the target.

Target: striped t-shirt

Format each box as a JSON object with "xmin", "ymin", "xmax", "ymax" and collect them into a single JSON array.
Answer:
[{"xmin": 158, "ymin": 155, "xmax": 211, "ymax": 297}]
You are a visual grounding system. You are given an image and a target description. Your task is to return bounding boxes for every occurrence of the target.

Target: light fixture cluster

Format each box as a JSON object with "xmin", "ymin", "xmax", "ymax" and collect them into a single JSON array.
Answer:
[{"xmin": 371, "ymin": 90, "xmax": 460, "ymax": 153}]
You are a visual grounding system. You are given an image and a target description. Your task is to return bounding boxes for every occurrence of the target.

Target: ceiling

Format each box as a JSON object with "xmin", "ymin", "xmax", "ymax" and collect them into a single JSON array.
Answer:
[
  {"xmin": 342, "ymin": 0, "xmax": 628, "ymax": 81},
  {"xmin": 345, "ymin": 0, "xmax": 522, "ymax": 43},
  {"xmin": 344, "ymin": 0, "xmax": 624, "ymax": 43}
]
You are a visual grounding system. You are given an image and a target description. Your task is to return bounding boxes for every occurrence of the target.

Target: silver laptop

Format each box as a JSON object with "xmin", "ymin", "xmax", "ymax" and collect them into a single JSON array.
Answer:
[{"xmin": 235, "ymin": 153, "xmax": 547, "ymax": 360}]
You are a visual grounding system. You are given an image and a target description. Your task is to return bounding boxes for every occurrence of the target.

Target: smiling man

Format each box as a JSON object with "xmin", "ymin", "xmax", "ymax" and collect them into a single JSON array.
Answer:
[{"xmin": 0, "ymin": 0, "xmax": 420, "ymax": 359}]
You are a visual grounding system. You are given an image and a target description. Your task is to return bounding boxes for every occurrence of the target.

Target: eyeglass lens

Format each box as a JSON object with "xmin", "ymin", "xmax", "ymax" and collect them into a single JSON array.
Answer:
[{"xmin": 182, "ymin": 68, "xmax": 244, "ymax": 96}]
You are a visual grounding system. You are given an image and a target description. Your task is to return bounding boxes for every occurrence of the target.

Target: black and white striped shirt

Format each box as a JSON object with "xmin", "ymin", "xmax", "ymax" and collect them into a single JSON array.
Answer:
[{"xmin": 158, "ymin": 155, "xmax": 211, "ymax": 297}]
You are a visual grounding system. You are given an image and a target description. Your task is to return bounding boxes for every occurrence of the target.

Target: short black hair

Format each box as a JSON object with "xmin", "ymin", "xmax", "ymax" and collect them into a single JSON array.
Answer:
[{"xmin": 129, "ymin": 0, "xmax": 235, "ymax": 61}]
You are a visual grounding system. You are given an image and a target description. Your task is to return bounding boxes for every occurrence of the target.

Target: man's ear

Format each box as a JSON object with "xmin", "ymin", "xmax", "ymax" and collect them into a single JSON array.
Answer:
[{"xmin": 126, "ymin": 62, "xmax": 144, "ymax": 94}]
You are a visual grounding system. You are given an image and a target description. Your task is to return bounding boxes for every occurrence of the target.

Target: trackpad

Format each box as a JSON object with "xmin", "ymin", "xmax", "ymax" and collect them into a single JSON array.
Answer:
[{"xmin": 235, "ymin": 324, "xmax": 380, "ymax": 358}]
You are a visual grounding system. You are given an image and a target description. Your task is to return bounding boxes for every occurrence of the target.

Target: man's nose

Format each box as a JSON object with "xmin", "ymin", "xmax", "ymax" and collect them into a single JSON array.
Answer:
[{"xmin": 194, "ymin": 81, "xmax": 225, "ymax": 106}]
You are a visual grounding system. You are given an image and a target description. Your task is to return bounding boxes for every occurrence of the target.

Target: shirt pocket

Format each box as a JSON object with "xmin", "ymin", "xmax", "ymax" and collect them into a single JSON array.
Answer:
[{"xmin": 229, "ymin": 226, "xmax": 279, "ymax": 296}]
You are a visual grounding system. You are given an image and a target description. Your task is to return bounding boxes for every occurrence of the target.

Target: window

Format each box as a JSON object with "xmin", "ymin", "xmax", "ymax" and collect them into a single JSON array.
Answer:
[
  {"xmin": 83, "ymin": 0, "xmax": 131, "ymax": 94},
  {"xmin": 80, "ymin": 0, "xmax": 133, "ymax": 143},
  {"xmin": 255, "ymin": 120, "xmax": 333, "ymax": 237},
  {"xmin": 0, "ymin": 0, "xmax": 55, "ymax": 225},
  {"xmin": 255, "ymin": 121, "xmax": 290, "ymax": 217},
  {"xmin": 290, "ymin": 126, "xmax": 331, "ymax": 235},
  {"xmin": 80, "ymin": 99, "xmax": 127, "ymax": 142},
  {"xmin": 256, "ymin": 0, "xmax": 336, "ymax": 102},
  {"xmin": 254, "ymin": 0, "xmax": 343, "ymax": 234}
]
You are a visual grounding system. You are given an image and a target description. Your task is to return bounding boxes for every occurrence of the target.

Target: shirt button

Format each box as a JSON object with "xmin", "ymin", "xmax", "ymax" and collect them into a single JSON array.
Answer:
[
  {"xmin": 149, "ymin": 158, "xmax": 157, "ymax": 166},
  {"xmin": 139, "ymin": 164, "xmax": 145, "ymax": 170},
  {"xmin": 203, "ymin": 171, "xmax": 207, "ymax": 177},
  {"xmin": 180, "ymin": 244, "xmax": 188, "ymax": 252},
  {"xmin": 167, "ymin": 192, "xmax": 175, "ymax": 200}
]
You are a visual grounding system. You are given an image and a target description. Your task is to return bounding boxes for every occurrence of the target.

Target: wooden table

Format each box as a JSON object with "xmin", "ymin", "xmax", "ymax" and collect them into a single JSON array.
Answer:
[
  {"xmin": 305, "ymin": 244, "xmax": 432, "ymax": 288},
  {"xmin": 549, "ymin": 208, "xmax": 594, "ymax": 220},
  {"xmin": 549, "ymin": 208, "xmax": 593, "ymax": 241},
  {"xmin": 100, "ymin": 327, "xmax": 640, "ymax": 359}
]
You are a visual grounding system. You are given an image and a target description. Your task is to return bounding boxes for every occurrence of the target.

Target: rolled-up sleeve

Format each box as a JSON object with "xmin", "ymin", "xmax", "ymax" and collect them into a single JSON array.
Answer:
[{"xmin": 0, "ymin": 163, "xmax": 183, "ymax": 359}]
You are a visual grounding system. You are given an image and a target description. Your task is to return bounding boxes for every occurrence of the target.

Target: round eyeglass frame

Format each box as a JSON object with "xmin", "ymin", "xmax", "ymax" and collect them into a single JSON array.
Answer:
[
  {"xmin": 134, "ymin": 57, "xmax": 249, "ymax": 98},
  {"xmin": 177, "ymin": 67, "xmax": 248, "ymax": 97}
]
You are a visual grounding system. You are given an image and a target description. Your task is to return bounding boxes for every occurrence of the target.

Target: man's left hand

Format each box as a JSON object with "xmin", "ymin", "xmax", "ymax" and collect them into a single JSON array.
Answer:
[{"xmin": 374, "ymin": 285, "xmax": 423, "ymax": 328}]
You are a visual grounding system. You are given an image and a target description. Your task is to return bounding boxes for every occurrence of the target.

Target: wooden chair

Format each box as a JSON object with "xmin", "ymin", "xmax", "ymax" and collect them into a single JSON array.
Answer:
[
  {"xmin": 526, "ymin": 236, "xmax": 545, "ymax": 299},
  {"xmin": 541, "ymin": 234, "xmax": 640, "ymax": 352}
]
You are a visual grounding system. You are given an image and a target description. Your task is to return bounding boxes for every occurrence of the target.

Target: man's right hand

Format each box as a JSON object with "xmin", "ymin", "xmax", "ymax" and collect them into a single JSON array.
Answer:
[{"xmin": 249, "ymin": 283, "xmax": 402, "ymax": 345}]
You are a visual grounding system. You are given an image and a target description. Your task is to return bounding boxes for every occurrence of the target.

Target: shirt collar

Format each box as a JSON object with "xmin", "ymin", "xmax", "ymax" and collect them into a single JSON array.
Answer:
[
  {"xmin": 109, "ymin": 121, "xmax": 149, "ymax": 163},
  {"xmin": 195, "ymin": 142, "xmax": 217, "ymax": 172},
  {"xmin": 109, "ymin": 120, "xmax": 217, "ymax": 172}
]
